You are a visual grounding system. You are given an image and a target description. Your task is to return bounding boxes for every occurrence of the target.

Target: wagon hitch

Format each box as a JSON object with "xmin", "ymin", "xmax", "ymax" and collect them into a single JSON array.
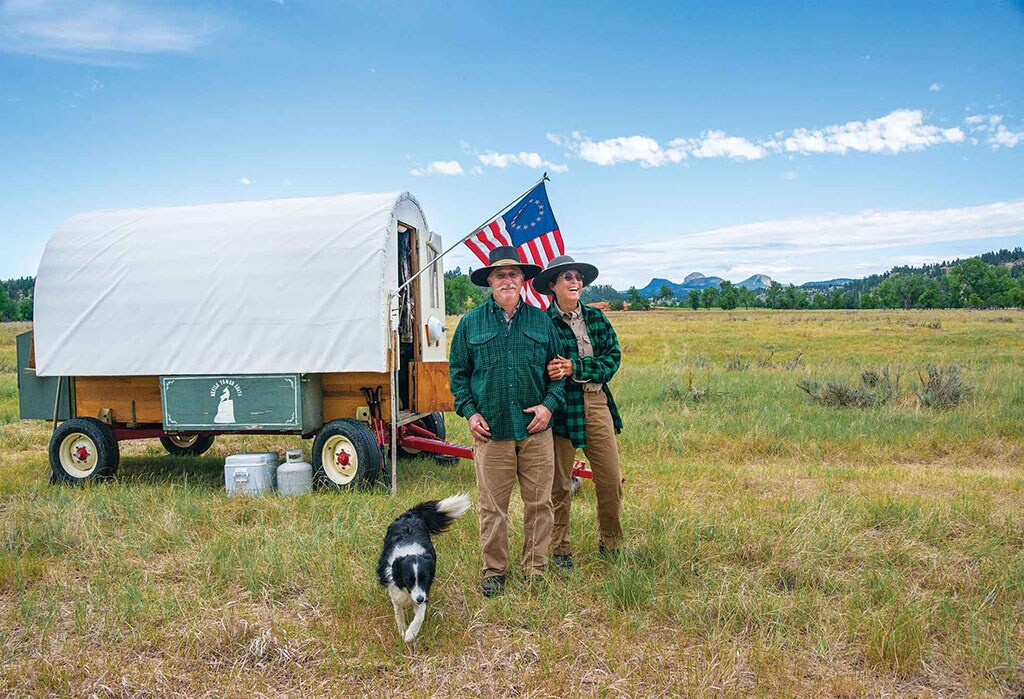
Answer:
[
  {"xmin": 397, "ymin": 422, "xmax": 474, "ymax": 459},
  {"xmin": 569, "ymin": 459, "xmax": 625, "ymax": 483},
  {"xmin": 571, "ymin": 458, "xmax": 592, "ymax": 480}
]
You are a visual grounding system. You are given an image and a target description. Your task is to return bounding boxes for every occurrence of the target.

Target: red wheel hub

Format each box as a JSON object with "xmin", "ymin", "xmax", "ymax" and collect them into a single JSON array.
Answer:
[
  {"xmin": 74, "ymin": 445, "xmax": 90, "ymax": 462},
  {"xmin": 336, "ymin": 450, "xmax": 350, "ymax": 466}
]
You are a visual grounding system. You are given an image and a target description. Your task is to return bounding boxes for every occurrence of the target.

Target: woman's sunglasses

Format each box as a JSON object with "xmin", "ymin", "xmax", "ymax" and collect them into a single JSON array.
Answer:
[{"xmin": 560, "ymin": 271, "xmax": 584, "ymax": 282}]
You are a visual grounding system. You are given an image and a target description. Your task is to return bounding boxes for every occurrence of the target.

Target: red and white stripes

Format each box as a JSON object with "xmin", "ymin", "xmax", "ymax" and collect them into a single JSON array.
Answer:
[{"xmin": 464, "ymin": 218, "xmax": 565, "ymax": 310}]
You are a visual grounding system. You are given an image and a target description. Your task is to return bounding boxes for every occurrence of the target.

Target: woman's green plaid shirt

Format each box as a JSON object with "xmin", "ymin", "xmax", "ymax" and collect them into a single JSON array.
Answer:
[{"xmin": 546, "ymin": 303, "xmax": 624, "ymax": 449}]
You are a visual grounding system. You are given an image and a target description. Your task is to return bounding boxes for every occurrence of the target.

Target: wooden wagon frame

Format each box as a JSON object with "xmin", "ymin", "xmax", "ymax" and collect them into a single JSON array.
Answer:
[{"xmin": 19, "ymin": 191, "xmax": 476, "ymax": 491}]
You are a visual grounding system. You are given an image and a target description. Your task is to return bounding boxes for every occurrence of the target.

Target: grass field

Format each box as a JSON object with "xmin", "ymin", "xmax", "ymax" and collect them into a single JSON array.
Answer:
[{"xmin": 1, "ymin": 310, "xmax": 1023, "ymax": 698}]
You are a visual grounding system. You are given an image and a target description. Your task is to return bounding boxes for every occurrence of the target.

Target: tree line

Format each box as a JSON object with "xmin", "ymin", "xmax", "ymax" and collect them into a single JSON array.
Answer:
[
  {"xmin": 8, "ymin": 248, "xmax": 1024, "ymax": 321},
  {"xmin": 584, "ymin": 249, "xmax": 1024, "ymax": 311},
  {"xmin": 1, "ymin": 277, "xmax": 34, "ymax": 321}
]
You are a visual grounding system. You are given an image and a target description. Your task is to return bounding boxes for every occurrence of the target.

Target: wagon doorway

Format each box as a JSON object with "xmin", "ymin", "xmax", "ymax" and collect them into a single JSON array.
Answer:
[
  {"xmin": 396, "ymin": 222, "xmax": 447, "ymax": 411},
  {"xmin": 397, "ymin": 224, "xmax": 415, "ymax": 409}
]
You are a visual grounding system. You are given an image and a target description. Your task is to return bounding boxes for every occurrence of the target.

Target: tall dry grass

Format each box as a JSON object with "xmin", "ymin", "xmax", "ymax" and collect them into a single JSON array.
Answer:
[{"xmin": 1, "ymin": 310, "xmax": 1022, "ymax": 697}]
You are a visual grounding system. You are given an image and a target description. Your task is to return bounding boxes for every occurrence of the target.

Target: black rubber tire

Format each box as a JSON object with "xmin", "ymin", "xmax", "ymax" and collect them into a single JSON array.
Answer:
[
  {"xmin": 312, "ymin": 419, "xmax": 383, "ymax": 490},
  {"xmin": 399, "ymin": 412, "xmax": 459, "ymax": 464},
  {"xmin": 48, "ymin": 417, "xmax": 120, "ymax": 485},
  {"xmin": 160, "ymin": 434, "xmax": 216, "ymax": 457}
]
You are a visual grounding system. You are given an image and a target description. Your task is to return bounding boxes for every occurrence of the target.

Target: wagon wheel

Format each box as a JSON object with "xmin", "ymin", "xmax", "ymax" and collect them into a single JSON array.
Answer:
[
  {"xmin": 312, "ymin": 419, "xmax": 383, "ymax": 489},
  {"xmin": 48, "ymin": 417, "xmax": 120, "ymax": 485},
  {"xmin": 398, "ymin": 412, "xmax": 458, "ymax": 464},
  {"xmin": 160, "ymin": 434, "xmax": 216, "ymax": 457}
]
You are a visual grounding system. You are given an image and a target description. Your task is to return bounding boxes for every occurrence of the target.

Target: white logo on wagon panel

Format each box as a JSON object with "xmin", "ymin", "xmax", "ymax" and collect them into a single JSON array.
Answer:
[{"xmin": 210, "ymin": 379, "xmax": 242, "ymax": 424}]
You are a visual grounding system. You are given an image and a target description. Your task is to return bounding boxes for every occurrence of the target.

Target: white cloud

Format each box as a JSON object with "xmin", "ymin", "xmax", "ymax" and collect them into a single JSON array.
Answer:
[
  {"xmin": 775, "ymin": 109, "xmax": 964, "ymax": 155},
  {"xmin": 478, "ymin": 150, "xmax": 568, "ymax": 173},
  {"xmin": 893, "ymin": 254, "xmax": 949, "ymax": 266},
  {"xmin": 575, "ymin": 198, "xmax": 1024, "ymax": 288},
  {"xmin": 989, "ymin": 125, "xmax": 1023, "ymax": 149},
  {"xmin": 576, "ymin": 135, "xmax": 684, "ymax": 167},
  {"xmin": 238, "ymin": 177, "xmax": 252, "ymax": 185},
  {"xmin": 469, "ymin": 166, "xmax": 483, "ymax": 176},
  {"xmin": 0, "ymin": 0, "xmax": 219, "ymax": 63},
  {"xmin": 965, "ymin": 113, "xmax": 1002, "ymax": 129},
  {"xmin": 929, "ymin": 83, "xmax": 942, "ymax": 92},
  {"xmin": 560, "ymin": 109, "xmax": 968, "ymax": 170},
  {"xmin": 410, "ymin": 160, "xmax": 464, "ymax": 176},
  {"xmin": 479, "ymin": 151, "xmax": 541, "ymax": 168},
  {"xmin": 962, "ymin": 113, "xmax": 1022, "ymax": 149},
  {"xmin": 675, "ymin": 130, "xmax": 766, "ymax": 160},
  {"xmin": 724, "ymin": 263, "xmax": 799, "ymax": 279}
]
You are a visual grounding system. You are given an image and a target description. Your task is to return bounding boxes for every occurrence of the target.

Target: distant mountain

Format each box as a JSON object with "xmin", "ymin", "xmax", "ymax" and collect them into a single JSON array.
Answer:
[
  {"xmin": 638, "ymin": 278, "xmax": 688, "ymax": 298},
  {"xmin": 737, "ymin": 274, "xmax": 772, "ymax": 290},
  {"xmin": 800, "ymin": 278, "xmax": 856, "ymax": 290},
  {"xmin": 639, "ymin": 273, "xmax": 734, "ymax": 298},
  {"xmin": 637, "ymin": 273, "xmax": 847, "ymax": 297},
  {"xmin": 682, "ymin": 274, "xmax": 725, "ymax": 289}
]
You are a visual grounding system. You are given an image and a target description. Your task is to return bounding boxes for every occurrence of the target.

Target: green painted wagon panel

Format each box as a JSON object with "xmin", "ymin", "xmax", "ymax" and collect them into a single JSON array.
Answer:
[
  {"xmin": 16, "ymin": 331, "xmax": 74, "ymax": 420},
  {"xmin": 161, "ymin": 374, "xmax": 323, "ymax": 433}
]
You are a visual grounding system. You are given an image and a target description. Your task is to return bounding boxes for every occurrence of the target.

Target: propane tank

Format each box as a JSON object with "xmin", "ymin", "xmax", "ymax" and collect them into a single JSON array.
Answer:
[{"xmin": 277, "ymin": 448, "xmax": 312, "ymax": 496}]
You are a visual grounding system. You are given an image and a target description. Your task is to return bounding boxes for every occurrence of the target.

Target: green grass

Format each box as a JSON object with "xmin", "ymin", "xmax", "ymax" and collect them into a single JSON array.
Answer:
[{"xmin": 1, "ymin": 310, "xmax": 1023, "ymax": 697}]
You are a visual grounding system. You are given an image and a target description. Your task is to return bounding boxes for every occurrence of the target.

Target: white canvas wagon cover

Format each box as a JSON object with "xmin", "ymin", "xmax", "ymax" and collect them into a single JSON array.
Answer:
[{"xmin": 34, "ymin": 192, "xmax": 429, "ymax": 377}]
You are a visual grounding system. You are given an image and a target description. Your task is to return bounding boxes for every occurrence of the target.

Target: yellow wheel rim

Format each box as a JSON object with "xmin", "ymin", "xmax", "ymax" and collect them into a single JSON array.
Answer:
[
  {"xmin": 321, "ymin": 434, "xmax": 358, "ymax": 485},
  {"xmin": 59, "ymin": 433, "xmax": 99, "ymax": 479}
]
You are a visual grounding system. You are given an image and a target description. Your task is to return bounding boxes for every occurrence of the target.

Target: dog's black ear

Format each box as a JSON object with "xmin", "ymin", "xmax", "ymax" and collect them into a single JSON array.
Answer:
[
  {"xmin": 419, "ymin": 556, "xmax": 436, "ymax": 589},
  {"xmin": 391, "ymin": 559, "xmax": 405, "ymax": 589}
]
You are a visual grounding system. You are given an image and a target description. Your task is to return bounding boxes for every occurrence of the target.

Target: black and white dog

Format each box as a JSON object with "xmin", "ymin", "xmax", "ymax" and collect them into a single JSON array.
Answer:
[{"xmin": 376, "ymin": 493, "xmax": 471, "ymax": 642}]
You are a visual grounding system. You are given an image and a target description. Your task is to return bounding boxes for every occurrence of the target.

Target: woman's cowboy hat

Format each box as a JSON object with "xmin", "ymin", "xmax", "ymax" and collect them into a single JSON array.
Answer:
[
  {"xmin": 533, "ymin": 254, "xmax": 600, "ymax": 296},
  {"xmin": 469, "ymin": 245, "xmax": 541, "ymax": 287}
]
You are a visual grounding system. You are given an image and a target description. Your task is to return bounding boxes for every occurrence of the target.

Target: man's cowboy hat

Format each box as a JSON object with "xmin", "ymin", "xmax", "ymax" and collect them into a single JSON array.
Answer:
[
  {"xmin": 469, "ymin": 245, "xmax": 541, "ymax": 287},
  {"xmin": 533, "ymin": 254, "xmax": 600, "ymax": 296}
]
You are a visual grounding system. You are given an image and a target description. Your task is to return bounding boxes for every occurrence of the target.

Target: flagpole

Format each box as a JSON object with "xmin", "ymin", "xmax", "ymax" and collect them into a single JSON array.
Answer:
[
  {"xmin": 393, "ymin": 172, "xmax": 549, "ymax": 296},
  {"xmin": 385, "ymin": 173, "xmax": 550, "ymax": 494}
]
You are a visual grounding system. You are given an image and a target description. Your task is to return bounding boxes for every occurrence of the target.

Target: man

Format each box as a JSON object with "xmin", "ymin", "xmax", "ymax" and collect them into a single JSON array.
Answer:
[{"xmin": 449, "ymin": 246, "xmax": 566, "ymax": 597}]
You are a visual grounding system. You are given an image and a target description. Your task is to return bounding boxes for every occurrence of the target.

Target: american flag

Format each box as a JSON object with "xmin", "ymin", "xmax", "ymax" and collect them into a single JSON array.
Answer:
[{"xmin": 464, "ymin": 182, "xmax": 564, "ymax": 309}]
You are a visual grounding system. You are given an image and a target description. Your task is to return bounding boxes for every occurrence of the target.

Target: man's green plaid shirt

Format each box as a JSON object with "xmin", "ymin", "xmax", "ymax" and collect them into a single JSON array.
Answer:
[
  {"xmin": 547, "ymin": 303, "xmax": 624, "ymax": 449},
  {"xmin": 449, "ymin": 297, "xmax": 566, "ymax": 442}
]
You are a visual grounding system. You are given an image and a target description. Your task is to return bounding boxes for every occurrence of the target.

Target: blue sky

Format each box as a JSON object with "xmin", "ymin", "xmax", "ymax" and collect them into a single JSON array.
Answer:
[{"xmin": 1, "ymin": 0, "xmax": 1022, "ymax": 287}]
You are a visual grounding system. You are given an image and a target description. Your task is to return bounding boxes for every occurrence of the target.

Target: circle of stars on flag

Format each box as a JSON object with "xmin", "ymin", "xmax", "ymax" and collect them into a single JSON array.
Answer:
[{"xmin": 509, "ymin": 198, "xmax": 545, "ymax": 232}]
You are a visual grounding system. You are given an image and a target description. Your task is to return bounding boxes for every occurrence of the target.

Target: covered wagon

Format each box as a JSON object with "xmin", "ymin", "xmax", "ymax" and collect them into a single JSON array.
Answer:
[{"xmin": 17, "ymin": 191, "xmax": 470, "ymax": 490}]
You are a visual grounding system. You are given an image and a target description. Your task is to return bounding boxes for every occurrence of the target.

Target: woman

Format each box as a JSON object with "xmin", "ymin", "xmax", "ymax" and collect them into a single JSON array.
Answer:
[{"xmin": 534, "ymin": 255, "xmax": 626, "ymax": 569}]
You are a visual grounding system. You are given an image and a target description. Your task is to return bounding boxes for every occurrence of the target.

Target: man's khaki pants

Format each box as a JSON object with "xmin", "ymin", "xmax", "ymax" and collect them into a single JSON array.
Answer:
[
  {"xmin": 474, "ymin": 429, "xmax": 554, "ymax": 578},
  {"xmin": 551, "ymin": 390, "xmax": 623, "ymax": 555}
]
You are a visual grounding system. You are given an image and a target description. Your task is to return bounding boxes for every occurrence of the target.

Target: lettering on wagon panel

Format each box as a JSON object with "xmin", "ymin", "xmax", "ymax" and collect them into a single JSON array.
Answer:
[{"xmin": 210, "ymin": 379, "xmax": 243, "ymax": 424}]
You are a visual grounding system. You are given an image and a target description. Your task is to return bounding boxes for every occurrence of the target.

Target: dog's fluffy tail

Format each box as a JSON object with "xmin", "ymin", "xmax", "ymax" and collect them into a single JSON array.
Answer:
[{"xmin": 409, "ymin": 493, "xmax": 472, "ymax": 535}]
